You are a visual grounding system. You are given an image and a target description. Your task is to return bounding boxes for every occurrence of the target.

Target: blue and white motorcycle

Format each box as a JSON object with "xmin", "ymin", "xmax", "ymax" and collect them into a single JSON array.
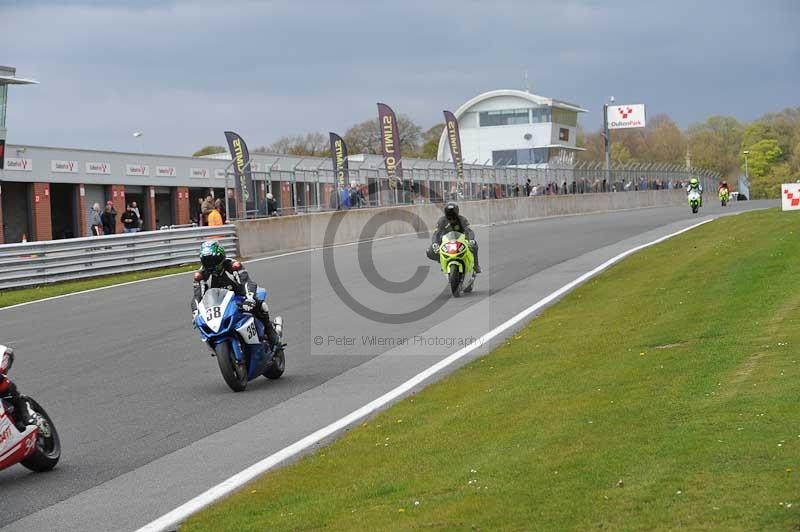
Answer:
[{"xmin": 194, "ymin": 287, "xmax": 285, "ymax": 392}]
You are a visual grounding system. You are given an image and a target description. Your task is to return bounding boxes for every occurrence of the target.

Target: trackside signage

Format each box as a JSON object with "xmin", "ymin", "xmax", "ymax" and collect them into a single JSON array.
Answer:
[
  {"xmin": 86, "ymin": 162, "xmax": 111, "ymax": 174},
  {"xmin": 51, "ymin": 160, "xmax": 80, "ymax": 173},
  {"xmin": 126, "ymin": 164, "xmax": 150, "ymax": 176},
  {"xmin": 4, "ymin": 158, "xmax": 32, "ymax": 171},
  {"xmin": 782, "ymin": 183, "xmax": 800, "ymax": 211},
  {"xmin": 607, "ymin": 104, "xmax": 646, "ymax": 129},
  {"xmin": 156, "ymin": 166, "xmax": 176, "ymax": 177},
  {"xmin": 190, "ymin": 167, "xmax": 209, "ymax": 178}
]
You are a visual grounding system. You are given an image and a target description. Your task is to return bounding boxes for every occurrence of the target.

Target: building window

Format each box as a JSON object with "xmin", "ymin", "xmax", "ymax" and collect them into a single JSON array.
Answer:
[
  {"xmin": 531, "ymin": 107, "xmax": 551, "ymax": 123},
  {"xmin": 559, "ymin": 128, "xmax": 570, "ymax": 141},
  {"xmin": 492, "ymin": 148, "xmax": 549, "ymax": 166},
  {"xmin": 479, "ymin": 109, "xmax": 530, "ymax": 127},
  {"xmin": 552, "ymin": 108, "xmax": 578, "ymax": 127}
]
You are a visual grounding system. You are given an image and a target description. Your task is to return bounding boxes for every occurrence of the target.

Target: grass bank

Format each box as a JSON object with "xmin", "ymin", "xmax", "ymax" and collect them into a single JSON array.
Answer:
[
  {"xmin": 0, "ymin": 264, "xmax": 196, "ymax": 308},
  {"xmin": 183, "ymin": 209, "xmax": 798, "ymax": 531}
]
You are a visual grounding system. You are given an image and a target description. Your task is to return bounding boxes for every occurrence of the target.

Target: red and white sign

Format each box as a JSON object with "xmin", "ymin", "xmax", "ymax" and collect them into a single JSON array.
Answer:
[
  {"xmin": 190, "ymin": 167, "xmax": 209, "ymax": 178},
  {"xmin": 214, "ymin": 169, "xmax": 227, "ymax": 179},
  {"xmin": 4, "ymin": 158, "xmax": 32, "ymax": 171},
  {"xmin": 156, "ymin": 166, "xmax": 176, "ymax": 177},
  {"xmin": 607, "ymin": 104, "xmax": 646, "ymax": 129},
  {"xmin": 86, "ymin": 162, "xmax": 111, "ymax": 175},
  {"xmin": 782, "ymin": 183, "xmax": 800, "ymax": 211},
  {"xmin": 51, "ymin": 160, "xmax": 80, "ymax": 173},
  {"xmin": 126, "ymin": 164, "xmax": 150, "ymax": 176}
]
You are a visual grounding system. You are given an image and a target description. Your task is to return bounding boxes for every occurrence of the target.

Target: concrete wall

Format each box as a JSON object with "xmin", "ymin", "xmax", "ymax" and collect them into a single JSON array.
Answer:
[{"xmin": 235, "ymin": 190, "xmax": 686, "ymax": 258}]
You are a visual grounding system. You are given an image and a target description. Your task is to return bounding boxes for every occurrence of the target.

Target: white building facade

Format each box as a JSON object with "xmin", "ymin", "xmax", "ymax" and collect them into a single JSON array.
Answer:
[{"xmin": 437, "ymin": 89, "xmax": 588, "ymax": 167}]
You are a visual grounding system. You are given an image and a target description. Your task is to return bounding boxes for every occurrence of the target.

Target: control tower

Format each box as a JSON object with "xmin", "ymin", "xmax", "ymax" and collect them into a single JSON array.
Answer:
[{"xmin": 0, "ymin": 66, "xmax": 38, "ymax": 168}]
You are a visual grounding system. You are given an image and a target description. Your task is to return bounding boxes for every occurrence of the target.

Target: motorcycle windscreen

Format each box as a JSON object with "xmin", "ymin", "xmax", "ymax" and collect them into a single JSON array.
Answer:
[
  {"xmin": 442, "ymin": 230, "xmax": 463, "ymax": 243},
  {"xmin": 198, "ymin": 288, "xmax": 235, "ymax": 333}
]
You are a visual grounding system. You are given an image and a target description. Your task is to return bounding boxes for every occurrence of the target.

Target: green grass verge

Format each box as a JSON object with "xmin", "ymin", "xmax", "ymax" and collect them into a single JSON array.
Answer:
[
  {"xmin": 183, "ymin": 209, "xmax": 799, "ymax": 531},
  {"xmin": 0, "ymin": 264, "xmax": 196, "ymax": 308}
]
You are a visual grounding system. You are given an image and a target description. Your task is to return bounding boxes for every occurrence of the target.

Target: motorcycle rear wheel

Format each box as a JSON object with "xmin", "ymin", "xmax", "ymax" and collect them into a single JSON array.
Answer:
[
  {"xmin": 215, "ymin": 341, "xmax": 248, "ymax": 392},
  {"xmin": 263, "ymin": 348, "xmax": 285, "ymax": 380},
  {"xmin": 20, "ymin": 398, "xmax": 61, "ymax": 472}
]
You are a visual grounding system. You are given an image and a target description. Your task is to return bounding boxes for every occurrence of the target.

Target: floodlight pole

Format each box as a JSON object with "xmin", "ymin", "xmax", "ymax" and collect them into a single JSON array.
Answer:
[{"xmin": 603, "ymin": 97, "xmax": 614, "ymax": 188}]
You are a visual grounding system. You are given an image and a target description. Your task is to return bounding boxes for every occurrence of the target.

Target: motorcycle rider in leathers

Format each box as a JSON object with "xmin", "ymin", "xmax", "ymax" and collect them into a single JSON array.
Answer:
[
  {"xmin": 426, "ymin": 202, "xmax": 481, "ymax": 273},
  {"xmin": 191, "ymin": 241, "xmax": 281, "ymax": 348}
]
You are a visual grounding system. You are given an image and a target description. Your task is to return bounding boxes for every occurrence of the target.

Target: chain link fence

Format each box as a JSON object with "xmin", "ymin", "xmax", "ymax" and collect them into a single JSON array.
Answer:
[{"xmin": 230, "ymin": 159, "xmax": 721, "ymax": 219}]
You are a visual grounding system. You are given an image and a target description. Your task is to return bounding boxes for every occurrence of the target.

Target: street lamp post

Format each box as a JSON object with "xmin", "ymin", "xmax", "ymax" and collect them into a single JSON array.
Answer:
[
  {"xmin": 742, "ymin": 150, "xmax": 750, "ymax": 182},
  {"xmin": 602, "ymin": 96, "xmax": 615, "ymax": 189},
  {"xmin": 132, "ymin": 131, "xmax": 143, "ymax": 153}
]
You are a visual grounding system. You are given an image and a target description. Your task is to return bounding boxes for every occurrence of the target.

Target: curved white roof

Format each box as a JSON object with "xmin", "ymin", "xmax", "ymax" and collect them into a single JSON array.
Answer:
[{"xmin": 437, "ymin": 89, "xmax": 588, "ymax": 160}]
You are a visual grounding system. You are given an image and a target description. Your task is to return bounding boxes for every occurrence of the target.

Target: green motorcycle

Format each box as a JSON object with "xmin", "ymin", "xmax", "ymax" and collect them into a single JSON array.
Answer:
[{"xmin": 436, "ymin": 231, "xmax": 476, "ymax": 297}]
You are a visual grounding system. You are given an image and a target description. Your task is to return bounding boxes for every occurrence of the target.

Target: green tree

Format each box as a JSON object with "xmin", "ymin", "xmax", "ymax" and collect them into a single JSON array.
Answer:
[
  {"xmin": 611, "ymin": 142, "xmax": 632, "ymax": 165},
  {"xmin": 743, "ymin": 139, "xmax": 783, "ymax": 198},
  {"xmin": 420, "ymin": 123, "xmax": 444, "ymax": 160},
  {"xmin": 343, "ymin": 114, "xmax": 422, "ymax": 156},
  {"xmin": 192, "ymin": 145, "xmax": 226, "ymax": 157},
  {"xmin": 260, "ymin": 132, "xmax": 328, "ymax": 156},
  {"xmin": 687, "ymin": 116, "xmax": 743, "ymax": 176}
]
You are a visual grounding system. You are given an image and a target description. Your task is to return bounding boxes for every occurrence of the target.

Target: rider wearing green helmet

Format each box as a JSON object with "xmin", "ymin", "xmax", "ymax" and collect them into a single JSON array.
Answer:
[
  {"xmin": 686, "ymin": 177, "xmax": 703, "ymax": 206},
  {"xmin": 191, "ymin": 240, "xmax": 280, "ymax": 346}
]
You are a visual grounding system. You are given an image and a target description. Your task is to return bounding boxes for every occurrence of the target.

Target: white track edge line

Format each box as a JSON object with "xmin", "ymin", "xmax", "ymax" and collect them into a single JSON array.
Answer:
[{"xmin": 136, "ymin": 218, "xmax": 713, "ymax": 532}]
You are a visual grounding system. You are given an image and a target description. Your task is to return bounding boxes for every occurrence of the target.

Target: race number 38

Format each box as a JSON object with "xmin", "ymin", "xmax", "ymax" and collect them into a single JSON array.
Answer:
[
  {"xmin": 205, "ymin": 306, "xmax": 221, "ymax": 321},
  {"xmin": 245, "ymin": 322, "xmax": 257, "ymax": 341}
]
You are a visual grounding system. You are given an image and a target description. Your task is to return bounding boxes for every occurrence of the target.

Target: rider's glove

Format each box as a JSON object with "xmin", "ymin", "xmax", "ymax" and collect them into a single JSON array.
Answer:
[
  {"xmin": 431, "ymin": 243, "xmax": 439, "ymax": 252},
  {"xmin": 242, "ymin": 298, "xmax": 256, "ymax": 313},
  {"xmin": 469, "ymin": 240, "xmax": 477, "ymax": 249}
]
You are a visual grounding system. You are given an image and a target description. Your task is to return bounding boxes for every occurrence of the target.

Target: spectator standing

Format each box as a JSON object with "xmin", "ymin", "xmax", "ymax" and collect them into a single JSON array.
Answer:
[
  {"xmin": 349, "ymin": 185, "xmax": 360, "ymax": 208},
  {"xmin": 201, "ymin": 195, "xmax": 214, "ymax": 225},
  {"xmin": 121, "ymin": 204, "xmax": 139, "ymax": 233},
  {"xmin": 513, "ymin": 184, "xmax": 520, "ymax": 197},
  {"xmin": 196, "ymin": 197, "xmax": 205, "ymax": 225},
  {"xmin": 266, "ymin": 193, "xmax": 278, "ymax": 216},
  {"xmin": 207, "ymin": 204, "xmax": 224, "ymax": 226},
  {"xmin": 524, "ymin": 179, "xmax": 532, "ymax": 197},
  {"xmin": 339, "ymin": 185, "xmax": 351, "ymax": 209},
  {"xmin": 90, "ymin": 203, "xmax": 103, "ymax": 236},
  {"xmin": 101, "ymin": 201, "xmax": 117, "ymax": 235},
  {"xmin": 130, "ymin": 201, "xmax": 144, "ymax": 230}
]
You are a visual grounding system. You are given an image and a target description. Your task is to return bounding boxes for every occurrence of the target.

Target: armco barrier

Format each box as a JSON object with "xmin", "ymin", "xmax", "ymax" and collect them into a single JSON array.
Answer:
[
  {"xmin": 235, "ymin": 190, "xmax": 687, "ymax": 258},
  {"xmin": 0, "ymin": 226, "xmax": 236, "ymax": 290}
]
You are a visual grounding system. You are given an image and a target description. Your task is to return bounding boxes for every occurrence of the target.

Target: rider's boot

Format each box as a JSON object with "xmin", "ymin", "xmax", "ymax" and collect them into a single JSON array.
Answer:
[
  {"xmin": 472, "ymin": 244, "xmax": 482, "ymax": 274},
  {"xmin": 2, "ymin": 381, "xmax": 35, "ymax": 429}
]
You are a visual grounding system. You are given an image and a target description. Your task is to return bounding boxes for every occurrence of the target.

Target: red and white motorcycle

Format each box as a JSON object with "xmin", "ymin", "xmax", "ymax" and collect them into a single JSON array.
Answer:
[{"xmin": 0, "ymin": 345, "xmax": 61, "ymax": 473}]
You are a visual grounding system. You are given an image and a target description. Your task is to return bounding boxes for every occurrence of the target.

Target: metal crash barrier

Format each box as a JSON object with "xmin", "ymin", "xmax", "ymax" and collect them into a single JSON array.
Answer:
[{"xmin": 0, "ymin": 226, "xmax": 237, "ymax": 290}]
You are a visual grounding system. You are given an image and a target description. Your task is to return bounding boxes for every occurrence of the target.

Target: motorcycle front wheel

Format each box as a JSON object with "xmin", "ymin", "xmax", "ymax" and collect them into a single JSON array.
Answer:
[
  {"xmin": 449, "ymin": 264, "xmax": 463, "ymax": 297},
  {"xmin": 263, "ymin": 347, "xmax": 285, "ymax": 380},
  {"xmin": 20, "ymin": 398, "xmax": 61, "ymax": 472},
  {"xmin": 215, "ymin": 341, "xmax": 248, "ymax": 392}
]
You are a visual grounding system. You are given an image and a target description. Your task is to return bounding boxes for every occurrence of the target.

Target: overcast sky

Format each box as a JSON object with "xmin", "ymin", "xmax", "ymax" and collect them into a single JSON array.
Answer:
[{"xmin": 1, "ymin": 0, "xmax": 798, "ymax": 155}]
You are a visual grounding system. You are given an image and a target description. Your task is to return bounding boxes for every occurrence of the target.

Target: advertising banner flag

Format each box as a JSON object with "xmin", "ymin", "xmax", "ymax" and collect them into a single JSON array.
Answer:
[
  {"xmin": 607, "ymin": 104, "xmax": 647, "ymax": 129},
  {"xmin": 224, "ymin": 131, "xmax": 255, "ymax": 214},
  {"xmin": 329, "ymin": 132, "xmax": 349, "ymax": 189},
  {"xmin": 443, "ymin": 110, "xmax": 465, "ymax": 187},
  {"xmin": 377, "ymin": 103, "xmax": 403, "ymax": 188},
  {"xmin": 0, "ymin": 139, "xmax": 5, "ymax": 170}
]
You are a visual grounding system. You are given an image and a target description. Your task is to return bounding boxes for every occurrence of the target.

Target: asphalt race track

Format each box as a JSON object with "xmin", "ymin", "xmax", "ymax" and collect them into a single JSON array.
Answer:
[{"xmin": 0, "ymin": 200, "xmax": 774, "ymax": 531}]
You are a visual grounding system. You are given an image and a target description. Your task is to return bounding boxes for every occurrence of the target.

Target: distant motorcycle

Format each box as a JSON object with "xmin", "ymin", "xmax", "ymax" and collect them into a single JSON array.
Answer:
[
  {"xmin": 194, "ymin": 288, "xmax": 285, "ymax": 392},
  {"xmin": 435, "ymin": 231, "xmax": 476, "ymax": 297},
  {"xmin": 0, "ymin": 347, "xmax": 61, "ymax": 473},
  {"xmin": 688, "ymin": 190, "xmax": 702, "ymax": 214},
  {"xmin": 719, "ymin": 187, "xmax": 730, "ymax": 207}
]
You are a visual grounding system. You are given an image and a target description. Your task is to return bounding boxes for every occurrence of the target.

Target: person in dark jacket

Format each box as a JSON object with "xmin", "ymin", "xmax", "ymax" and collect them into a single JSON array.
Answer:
[
  {"xmin": 190, "ymin": 241, "xmax": 281, "ymax": 347},
  {"xmin": 266, "ymin": 193, "xmax": 279, "ymax": 216},
  {"xmin": 100, "ymin": 201, "xmax": 117, "ymax": 235},
  {"xmin": 121, "ymin": 205, "xmax": 139, "ymax": 233},
  {"xmin": 426, "ymin": 202, "xmax": 481, "ymax": 273}
]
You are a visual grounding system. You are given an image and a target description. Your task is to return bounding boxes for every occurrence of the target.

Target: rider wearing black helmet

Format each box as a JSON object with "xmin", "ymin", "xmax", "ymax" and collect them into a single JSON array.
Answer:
[
  {"xmin": 191, "ymin": 240, "xmax": 281, "ymax": 347},
  {"xmin": 427, "ymin": 202, "xmax": 481, "ymax": 273}
]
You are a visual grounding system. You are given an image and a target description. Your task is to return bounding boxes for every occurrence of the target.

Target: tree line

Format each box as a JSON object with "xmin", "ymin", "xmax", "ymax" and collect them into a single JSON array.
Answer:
[{"xmin": 193, "ymin": 106, "xmax": 799, "ymax": 199}]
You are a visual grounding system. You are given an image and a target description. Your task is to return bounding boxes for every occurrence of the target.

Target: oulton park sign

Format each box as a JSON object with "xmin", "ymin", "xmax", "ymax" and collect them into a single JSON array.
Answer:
[{"xmin": 607, "ymin": 104, "xmax": 646, "ymax": 130}]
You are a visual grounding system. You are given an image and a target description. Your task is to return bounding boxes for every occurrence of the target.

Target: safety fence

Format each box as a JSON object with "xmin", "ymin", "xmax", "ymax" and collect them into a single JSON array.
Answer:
[
  {"xmin": 0, "ymin": 225, "xmax": 236, "ymax": 290},
  {"xmin": 237, "ymin": 160, "xmax": 722, "ymax": 218}
]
